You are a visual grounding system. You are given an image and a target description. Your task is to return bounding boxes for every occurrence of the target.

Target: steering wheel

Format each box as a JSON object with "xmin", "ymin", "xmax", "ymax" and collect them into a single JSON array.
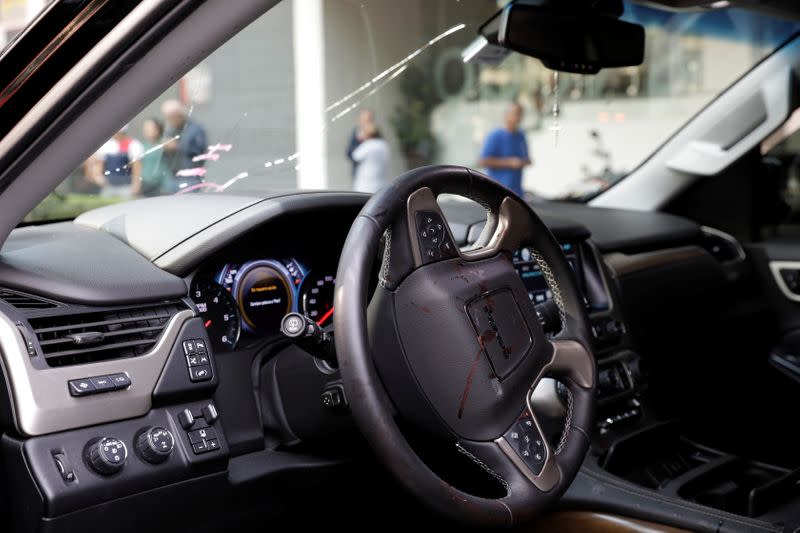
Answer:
[{"xmin": 334, "ymin": 165, "xmax": 595, "ymax": 527}]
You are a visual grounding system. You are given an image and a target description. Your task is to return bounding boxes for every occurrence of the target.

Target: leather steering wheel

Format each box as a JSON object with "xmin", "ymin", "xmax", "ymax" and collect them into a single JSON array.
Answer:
[{"xmin": 334, "ymin": 165, "xmax": 595, "ymax": 527}]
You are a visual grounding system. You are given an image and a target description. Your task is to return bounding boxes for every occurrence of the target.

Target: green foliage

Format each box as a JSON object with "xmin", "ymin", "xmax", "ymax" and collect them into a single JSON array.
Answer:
[
  {"xmin": 390, "ymin": 63, "xmax": 442, "ymax": 167},
  {"xmin": 24, "ymin": 193, "xmax": 123, "ymax": 223}
]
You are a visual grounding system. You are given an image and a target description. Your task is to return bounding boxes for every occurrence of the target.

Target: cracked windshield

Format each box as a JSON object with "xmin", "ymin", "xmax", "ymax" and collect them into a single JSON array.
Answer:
[{"xmin": 20, "ymin": 0, "xmax": 798, "ymax": 221}]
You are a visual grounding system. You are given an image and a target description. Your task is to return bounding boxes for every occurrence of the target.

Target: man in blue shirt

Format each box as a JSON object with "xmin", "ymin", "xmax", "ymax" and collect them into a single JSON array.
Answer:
[{"xmin": 479, "ymin": 102, "xmax": 531, "ymax": 197}]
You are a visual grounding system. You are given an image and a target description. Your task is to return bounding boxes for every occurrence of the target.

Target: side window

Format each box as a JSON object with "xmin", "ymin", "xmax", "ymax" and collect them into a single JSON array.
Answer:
[{"xmin": 760, "ymin": 109, "xmax": 800, "ymax": 239}]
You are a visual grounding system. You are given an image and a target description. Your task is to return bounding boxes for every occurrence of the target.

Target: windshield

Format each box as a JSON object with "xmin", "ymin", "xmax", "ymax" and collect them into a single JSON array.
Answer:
[{"xmin": 22, "ymin": 0, "xmax": 799, "ymax": 222}]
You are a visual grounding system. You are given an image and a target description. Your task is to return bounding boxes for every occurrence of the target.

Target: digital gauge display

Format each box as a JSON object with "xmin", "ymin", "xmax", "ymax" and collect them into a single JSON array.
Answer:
[
  {"xmin": 232, "ymin": 260, "xmax": 293, "ymax": 334},
  {"xmin": 212, "ymin": 257, "xmax": 336, "ymax": 339}
]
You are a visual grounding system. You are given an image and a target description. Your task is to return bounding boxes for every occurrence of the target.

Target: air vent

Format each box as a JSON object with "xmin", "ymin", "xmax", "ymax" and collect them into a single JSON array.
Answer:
[
  {"xmin": 0, "ymin": 288, "xmax": 58, "ymax": 310},
  {"xmin": 700, "ymin": 227, "xmax": 745, "ymax": 264},
  {"xmin": 29, "ymin": 301, "xmax": 187, "ymax": 367}
]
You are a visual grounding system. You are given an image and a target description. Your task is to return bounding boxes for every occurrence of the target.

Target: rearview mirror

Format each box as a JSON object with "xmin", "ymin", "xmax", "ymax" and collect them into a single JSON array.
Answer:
[{"xmin": 493, "ymin": 1, "xmax": 645, "ymax": 74}]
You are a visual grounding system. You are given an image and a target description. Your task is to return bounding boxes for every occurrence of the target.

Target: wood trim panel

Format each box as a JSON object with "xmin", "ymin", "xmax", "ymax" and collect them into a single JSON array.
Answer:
[{"xmin": 528, "ymin": 511, "xmax": 691, "ymax": 533}]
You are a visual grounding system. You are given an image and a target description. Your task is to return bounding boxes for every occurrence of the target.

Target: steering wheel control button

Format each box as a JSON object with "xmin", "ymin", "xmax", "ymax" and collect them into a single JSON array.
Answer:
[
  {"xmin": 183, "ymin": 340, "xmax": 197, "ymax": 355},
  {"xmin": 439, "ymin": 239, "xmax": 455, "ymax": 255},
  {"xmin": 137, "ymin": 427, "xmax": 174, "ymax": 464},
  {"xmin": 86, "ymin": 437, "xmax": 128, "ymax": 475},
  {"xmin": 68, "ymin": 378, "xmax": 95, "ymax": 397},
  {"xmin": 195, "ymin": 339, "xmax": 208, "ymax": 353},
  {"xmin": 192, "ymin": 440, "xmax": 208, "ymax": 454},
  {"xmin": 415, "ymin": 211, "xmax": 456, "ymax": 263},
  {"xmin": 504, "ymin": 410, "xmax": 546, "ymax": 475}
]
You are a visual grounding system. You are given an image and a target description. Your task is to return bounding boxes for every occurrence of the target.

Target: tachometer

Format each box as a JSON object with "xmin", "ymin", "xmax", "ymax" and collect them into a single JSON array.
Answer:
[
  {"xmin": 191, "ymin": 280, "xmax": 241, "ymax": 351},
  {"xmin": 301, "ymin": 273, "xmax": 336, "ymax": 326}
]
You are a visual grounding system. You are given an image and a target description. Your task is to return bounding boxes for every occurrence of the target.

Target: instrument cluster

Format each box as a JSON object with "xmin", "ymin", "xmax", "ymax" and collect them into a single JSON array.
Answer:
[{"xmin": 191, "ymin": 257, "xmax": 335, "ymax": 352}]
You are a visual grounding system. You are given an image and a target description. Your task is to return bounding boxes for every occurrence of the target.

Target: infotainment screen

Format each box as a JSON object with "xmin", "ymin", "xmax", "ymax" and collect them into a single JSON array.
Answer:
[{"xmin": 512, "ymin": 243, "xmax": 580, "ymax": 304}]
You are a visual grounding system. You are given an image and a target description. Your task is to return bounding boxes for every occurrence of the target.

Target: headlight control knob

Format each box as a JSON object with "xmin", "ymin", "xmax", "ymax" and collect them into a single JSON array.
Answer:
[
  {"xmin": 86, "ymin": 437, "xmax": 127, "ymax": 475},
  {"xmin": 137, "ymin": 426, "xmax": 175, "ymax": 464}
]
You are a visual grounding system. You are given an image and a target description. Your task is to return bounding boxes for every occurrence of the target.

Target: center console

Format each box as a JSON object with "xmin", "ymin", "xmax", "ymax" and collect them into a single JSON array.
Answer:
[{"xmin": 556, "ymin": 241, "xmax": 800, "ymax": 532}]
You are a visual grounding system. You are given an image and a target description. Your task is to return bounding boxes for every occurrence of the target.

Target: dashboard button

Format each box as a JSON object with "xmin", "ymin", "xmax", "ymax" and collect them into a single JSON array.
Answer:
[
  {"xmin": 90, "ymin": 375, "xmax": 115, "ymax": 391},
  {"xmin": 178, "ymin": 408, "xmax": 195, "ymax": 430},
  {"xmin": 192, "ymin": 440, "xmax": 208, "ymax": 454},
  {"xmin": 138, "ymin": 427, "xmax": 174, "ymax": 464},
  {"xmin": 108, "ymin": 373, "xmax": 131, "ymax": 390},
  {"xmin": 87, "ymin": 437, "xmax": 127, "ymax": 475},
  {"xmin": 68, "ymin": 378, "xmax": 95, "ymax": 397},
  {"xmin": 189, "ymin": 365, "xmax": 213, "ymax": 382},
  {"xmin": 201, "ymin": 403, "xmax": 219, "ymax": 425},
  {"xmin": 188, "ymin": 427, "xmax": 217, "ymax": 444}
]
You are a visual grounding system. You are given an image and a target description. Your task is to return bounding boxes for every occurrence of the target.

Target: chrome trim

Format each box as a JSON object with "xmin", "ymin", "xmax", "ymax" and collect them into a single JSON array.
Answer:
[
  {"xmin": 405, "ymin": 187, "xmax": 453, "ymax": 267},
  {"xmin": 530, "ymin": 377, "xmax": 566, "ymax": 418},
  {"xmin": 495, "ymin": 431, "xmax": 559, "ymax": 491},
  {"xmin": 0, "ymin": 308, "xmax": 193, "ymax": 436},
  {"xmin": 493, "ymin": 340, "xmax": 594, "ymax": 492},
  {"xmin": 460, "ymin": 197, "xmax": 531, "ymax": 261},
  {"xmin": 769, "ymin": 261, "xmax": 800, "ymax": 303},
  {"xmin": 493, "ymin": 379, "xmax": 560, "ymax": 492}
]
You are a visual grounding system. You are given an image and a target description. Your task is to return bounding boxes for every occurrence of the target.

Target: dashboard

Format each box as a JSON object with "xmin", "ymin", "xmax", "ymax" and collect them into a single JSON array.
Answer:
[{"xmin": 0, "ymin": 191, "xmax": 735, "ymax": 533}]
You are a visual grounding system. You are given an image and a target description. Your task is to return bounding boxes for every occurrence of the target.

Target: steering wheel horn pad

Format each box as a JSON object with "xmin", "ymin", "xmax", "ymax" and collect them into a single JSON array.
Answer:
[{"xmin": 334, "ymin": 166, "xmax": 596, "ymax": 527}]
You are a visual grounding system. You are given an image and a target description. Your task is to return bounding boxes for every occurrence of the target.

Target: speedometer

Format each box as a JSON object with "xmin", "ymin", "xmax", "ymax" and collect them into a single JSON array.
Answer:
[
  {"xmin": 302, "ymin": 273, "xmax": 335, "ymax": 326},
  {"xmin": 191, "ymin": 280, "xmax": 241, "ymax": 351}
]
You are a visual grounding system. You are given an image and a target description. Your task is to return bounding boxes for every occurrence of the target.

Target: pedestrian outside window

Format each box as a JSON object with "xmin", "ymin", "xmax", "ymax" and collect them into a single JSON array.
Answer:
[{"xmin": 20, "ymin": 0, "xmax": 799, "ymax": 222}]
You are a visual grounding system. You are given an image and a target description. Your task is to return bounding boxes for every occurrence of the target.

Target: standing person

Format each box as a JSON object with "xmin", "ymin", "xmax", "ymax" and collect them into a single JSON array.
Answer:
[
  {"xmin": 91, "ymin": 126, "xmax": 144, "ymax": 198},
  {"xmin": 346, "ymin": 108, "xmax": 375, "ymax": 177},
  {"xmin": 139, "ymin": 118, "xmax": 172, "ymax": 196},
  {"xmin": 351, "ymin": 123, "xmax": 390, "ymax": 193},
  {"xmin": 160, "ymin": 99, "xmax": 208, "ymax": 188},
  {"xmin": 478, "ymin": 102, "xmax": 531, "ymax": 197}
]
